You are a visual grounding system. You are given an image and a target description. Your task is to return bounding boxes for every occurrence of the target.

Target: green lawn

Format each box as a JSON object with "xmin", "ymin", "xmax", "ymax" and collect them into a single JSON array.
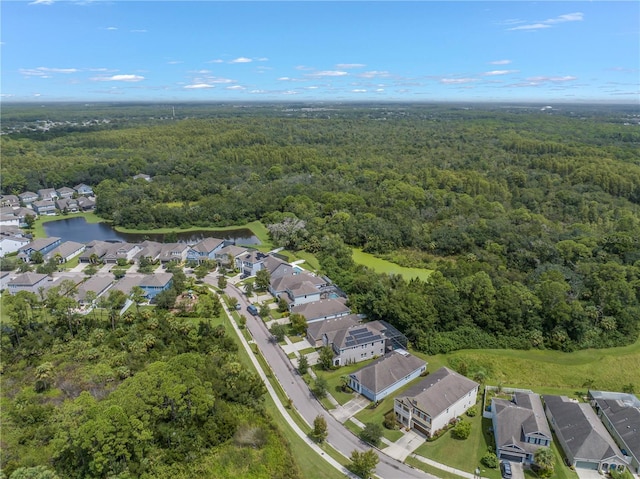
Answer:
[
  {"xmin": 405, "ymin": 456, "xmax": 469, "ymax": 479},
  {"xmin": 352, "ymin": 248, "xmax": 433, "ymax": 282},
  {"xmin": 314, "ymin": 361, "xmax": 376, "ymax": 406},
  {"xmin": 32, "ymin": 211, "xmax": 105, "ymax": 238},
  {"xmin": 288, "ymin": 335, "xmax": 304, "ymax": 344},
  {"xmin": 413, "ymin": 414, "xmax": 499, "ymax": 479},
  {"xmin": 410, "ymin": 337, "xmax": 640, "ymax": 395}
]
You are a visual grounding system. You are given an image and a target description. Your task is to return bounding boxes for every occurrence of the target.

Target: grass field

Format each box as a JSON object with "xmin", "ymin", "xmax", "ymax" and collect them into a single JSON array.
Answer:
[
  {"xmin": 352, "ymin": 248, "xmax": 434, "ymax": 282},
  {"xmin": 411, "ymin": 337, "xmax": 640, "ymax": 395},
  {"xmin": 32, "ymin": 211, "xmax": 105, "ymax": 238}
]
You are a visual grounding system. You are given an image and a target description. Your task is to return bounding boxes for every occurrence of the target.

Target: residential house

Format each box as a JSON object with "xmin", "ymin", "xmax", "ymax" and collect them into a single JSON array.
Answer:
[
  {"xmin": 37, "ymin": 188, "xmax": 59, "ymax": 200},
  {"xmin": 103, "ymin": 242, "xmax": 142, "ymax": 264},
  {"xmin": 79, "ymin": 240, "xmax": 112, "ymax": 263},
  {"xmin": 75, "ymin": 275, "xmax": 113, "ymax": 305},
  {"xmin": 0, "ymin": 271, "xmax": 14, "ymax": 291},
  {"xmin": 158, "ymin": 243, "xmax": 190, "ymax": 265},
  {"xmin": 18, "ymin": 237, "xmax": 62, "ymax": 262},
  {"xmin": 327, "ymin": 320, "xmax": 408, "ymax": 366},
  {"xmin": 0, "ymin": 213, "xmax": 20, "ymax": 227},
  {"xmin": 2, "ymin": 207, "xmax": 37, "ymax": 227},
  {"xmin": 262, "ymin": 255, "xmax": 294, "ymax": 280},
  {"xmin": 77, "ymin": 196, "xmax": 96, "ymax": 211},
  {"xmin": 349, "ymin": 351, "xmax": 427, "ymax": 402},
  {"xmin": 394, "ymin": 367, "xmax": 479, "ymax": 437},
  {"xmin": 290, "ymin": 298, "xmax": 351, "ymax": 324},
  {"xmin": 270, "ymin": 271, "xmax": 325, "ymax": 308},
  {"xmin": 0, "ymin": 235, "xmax": 31, "ymax": 257},
  {"xmin": 18, "ymin": 192, "xmax": 38, "ymax": 205},
  {"xmin": 8, "ymin": 272, "xmax": 51, "ymax": 295},
  {"xmin": 492, "ymin": 392, "xmax": 552, "ymax": 464},
  {"xmin": 112, "ymin": 275, "xmax": 145, "ymax": 297},
  {"xmin": 139, "ymin": 273, "xmax": 173, "ymax": 300},
  {"xmin": 44, "ymin": 241, "xmax": 86, "ymax": 263},
  {"xmin": 186, "ymin": 237, "xmax": 225, "ymax": 264},
  {"xmin": 215, "ymin": 244, "xmax": 248, "ymax": 268},
  {"xmin": 134, "ymin": 240, "xmax": 163, "ymax": 263},
  {"xmin": 0, "ymin": 195, "xmax": 20, "ymax": 207},
  {"xmin": 32, "ymin": 199, "xmax": 56, "ymax": 216},
  {"xmin": 133, "ymin": 173, "xmax": 152, "ymax": 182},
  {"xmin": 237, "ymin": 251, "xmax": 293, "ymax": 278},
  {"xmin": 74, "ymin": 184, "xmax": 94, "ymax": 196},
  {"xmin": 57, "ymin": 186, "xmax": 75, "ymax": 199},
  {"xmin": 590, "ymin": 390, "xmax": 640, "ymax": 474},
  {"xmin": 307, "ymin": 315, "xmax": 361, "ymax": 347},
  {"xmin": 56, "ymin": 198, "xmax": 79, "ymax": 213},
  {"xmin": 543, "ymin": 395, "xmax": 627, "ymax": 472}
]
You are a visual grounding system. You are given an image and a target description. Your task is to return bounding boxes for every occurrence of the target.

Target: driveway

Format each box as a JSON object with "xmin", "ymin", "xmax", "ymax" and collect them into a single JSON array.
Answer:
[
  {"xmin": 332, "ymin": 395, "xmax": 370, "ymax": 423},
  {"xmin": 575, "ymin": 469, "xmax": 604, "ymax": 479},
  {"xmin": 510, "ymin": 461, "xmax": 525, "ymax": 479}
]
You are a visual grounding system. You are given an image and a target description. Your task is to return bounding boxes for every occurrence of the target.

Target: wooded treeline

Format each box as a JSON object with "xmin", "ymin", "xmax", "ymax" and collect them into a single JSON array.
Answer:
[
  {"xmin": 1, "ymin": 287, "xmax": 299, "ymax": 479},
  {"xmin": 3, "ymin": 103, "xmax": 640, "ymax": 352}
]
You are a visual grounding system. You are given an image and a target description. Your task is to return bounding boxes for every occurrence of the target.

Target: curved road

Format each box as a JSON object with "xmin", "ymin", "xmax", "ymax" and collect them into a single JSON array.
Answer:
[{"xmin": 224, "ymin": 282, "xmax": 435, "ymax": 479}]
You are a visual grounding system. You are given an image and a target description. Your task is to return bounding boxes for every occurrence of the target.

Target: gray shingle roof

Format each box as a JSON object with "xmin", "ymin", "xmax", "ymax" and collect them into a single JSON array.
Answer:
[
  {"xmin": 8, "ymin": 272, "xmax": 49, "ymax": 286},
  {"xmin": 307, "ymin": 315, "xmax": 361, "ymax": 343},
  {"xmin": 397, "ymin": 367, "xmax": 479, "ymax": 419},
  {"xmin": 291, "ymin": 298, "xmax": 350, "ymax": 321},
  {"xmin": 350, "ymin": 351, "xmax": 426, "ymax": 395},
  {"xmin": 591, "ymin": 393, "xmax": 640, "ymax": 464},
  {"xmin": 493, "ymin": 392, "xmax": 551, "ymax": 455},
  {"xmin": 191, "ymin": 237, "xmax": 224, "ymax": 253},
  {"xmin": 544, "ymin": 395, "xmax": 625, "ymax": 463}
]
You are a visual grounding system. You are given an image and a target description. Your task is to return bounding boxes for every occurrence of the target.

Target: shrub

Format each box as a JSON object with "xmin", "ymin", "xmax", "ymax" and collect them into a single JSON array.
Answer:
[
  {"xmin": 452, "ymin": 420, "xmax": 471, "ymax": 440},
  {"xmin": 466, "ymin": 405, "xmax": 478, "ymax": 417},
  {"xmin": 384, "ymin": 411, "xmax": 397, "ymax": 430},
  {"xmin": 481, "ymin": 452, "xmax": 499, "ymax": 469},
  {"xmin": 359, "ymin": 422, "xmax": 383, "ymax": 447}
]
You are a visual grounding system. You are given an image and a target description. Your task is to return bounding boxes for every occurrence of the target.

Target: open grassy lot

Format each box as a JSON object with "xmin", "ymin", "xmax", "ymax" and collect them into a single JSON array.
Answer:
[
  {"xmin": 352, "ymin": 248, "xmax": 433, "ymax": 282},
  {"xmin": 411, "ymin": 337, "xmax": 640, "ymax": 395}
]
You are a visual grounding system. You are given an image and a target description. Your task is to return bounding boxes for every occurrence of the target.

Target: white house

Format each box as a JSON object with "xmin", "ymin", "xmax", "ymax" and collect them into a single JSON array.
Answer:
[
  {"xmin": 0, "ymin": 235, "xmax": 31, "ymax": 257},
  {"xmin": 394, "ymin": 367, "xmax": 479, "ymax": 437},
  {"xmin": 8, "ymin": 272, "xmax": 51, "ymax": 295},
  {"xmin": 349, "ymin": 351, "xmax": 427, "ymax": 402}
]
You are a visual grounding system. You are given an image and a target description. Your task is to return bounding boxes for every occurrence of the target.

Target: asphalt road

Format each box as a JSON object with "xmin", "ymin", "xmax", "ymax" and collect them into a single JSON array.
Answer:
[{"xmin": 224, "ymin": 282, "xmax": 435, "ymax": 479}]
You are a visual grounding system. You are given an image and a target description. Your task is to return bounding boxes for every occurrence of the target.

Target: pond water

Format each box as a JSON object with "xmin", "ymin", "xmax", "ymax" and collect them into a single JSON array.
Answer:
[{"xmin": 42, "ymin": 216, "xmax": 260, "ymax": 245}]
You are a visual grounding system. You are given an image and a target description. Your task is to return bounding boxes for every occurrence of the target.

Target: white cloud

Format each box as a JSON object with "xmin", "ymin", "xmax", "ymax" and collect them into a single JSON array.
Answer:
[
  {"xmin": 19, "ymin": 67, "xmax": 79, "ymax": 77},
  {"xmin": 352, "ymin": 89, "xmax": 367, "ymax": 93},
  {"xmin": 282, "ymin": 90, "xmax": 298, "ymax": 95},
  {"xmin": 307, "ymin": 70, "xmax": 348, "ymax": 78},
  {"xmin": 483, "ymin": 70, "xmax": 519, "ymax": 76},
  {"xmin": 440, "ymin": 78, "xmax": 477, "ymax": 84},
  {"xmin": 92, "ymin": 74, "xmax": 145, "ymax": 82},
  {"xmin": 184, "ymin": 83, "xmax": 214, "ymax": 89},
  {"xmin": 306, "ymin": 86, "xmax": 319, "ymax": 90},
  {"xmin": 336, "ymin": 63, "xmax": 366, "ymax": 69},
  {"xmin": 278, "ymin": 77, "xmax": 292, "ymax": 81},
  {"xmin": 105, "ymin": 26, "xmax": 118, "ymax": 31},
  {"xmin": 0, "ymin": 93, "xmax": 14, "ymax": 98},
  {"xmin": 527, "ymin": 75, "xmax": 577, "ymax": 83},
  {"xmin": 490, "ymin": 60, "xmax": 511, "ymax": 65},
  {"xmin": 28, "ymin": 0, "xmax": 54, "ymax": 5},
  {"xmin": 250, "ymin": 89, "xmax": 266, "ymax": 94},
  {"xmin": 206, "ymin": 59, "xmax": 224, "ymax": 64},
  {"xmin": 226, "ymin": 85, "xmax": 245, "ymax": 90},
  {"xmin": 357, "ymin": 71, "xmax": 391, "ymax": 79},
  {"xmin": 130, "ymin": 29, "xmax": 147, "ymax": 33},
  {"xmin": 257, "ymin": 57, "xmax": 269, "ymax": 62},
  {"xmin": 545, "ymin": 12, "xmax": 583, "ymax": 24},
  {"xmin": 167, "ymin": 61, "xmax": 183, "ymax": 65},
  {"xmin": 509, "ymin": 23, "xmax": 551, "ymax": 31},
  {"xmin": 33, "ymin": 93, "xmax": 42, "ymax": 97},
  {"xmin": 230, "ymin": 57, "xmax": 252, "ymax": 63},
  {"xmin": 508, "ymin": 12, "xmax": 583, "ymax": 31}
]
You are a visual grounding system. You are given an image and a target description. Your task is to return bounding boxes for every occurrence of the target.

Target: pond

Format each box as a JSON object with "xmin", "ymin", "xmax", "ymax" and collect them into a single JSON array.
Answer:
[{"xmin": 42, "ymin": 216, "xmax": 260, "ymax": 245}]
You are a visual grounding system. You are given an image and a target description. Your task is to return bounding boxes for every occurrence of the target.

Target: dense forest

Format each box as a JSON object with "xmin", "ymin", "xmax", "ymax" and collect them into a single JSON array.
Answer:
[
  {"xmin": 2, "ymin": 102, "xmax": 640, "ymax": 353},
  {"xmin": 0, "ymin": 285, "xmax": 300, "ymax": 479}
]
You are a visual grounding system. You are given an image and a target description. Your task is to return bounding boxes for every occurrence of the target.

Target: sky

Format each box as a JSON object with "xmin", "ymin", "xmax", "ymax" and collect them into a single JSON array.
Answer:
[{"xmin": 1, "ymin": 1, "xmax": 639, "ymax": 103}]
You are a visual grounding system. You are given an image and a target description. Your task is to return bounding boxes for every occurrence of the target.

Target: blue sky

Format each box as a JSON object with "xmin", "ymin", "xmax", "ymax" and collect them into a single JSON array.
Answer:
[{"xmin": 2, "ymin": 1, "xmax": 638, "ymax": 103}]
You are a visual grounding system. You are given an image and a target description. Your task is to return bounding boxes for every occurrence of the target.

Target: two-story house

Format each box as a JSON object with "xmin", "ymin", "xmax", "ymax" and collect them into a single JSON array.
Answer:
[
  {"xmin": 8, "ymin": 272, "xmax": 51, "ymax": 295},
  {"xmin": 37, "ymin": 188, "xmax": 59, "ymax": 201},
  {"xmin": 56, "ymin": 198, "xmax": 79, "ymax": 213},
  {"xmin": 394, "ymin": 367, "xmax": 479, "ymax": 437},
  {"xmin": 291, "ymin": 298, "xmax": 351, "ymax": 324},
  {"xmin": 158, "ymin": 243, "xmax": 190, "ymax": 265},
  {"xmin": 186, "ymin": 237, "xmax": 225, "ymax": 264},
  {"xmin": 0, "ymin": 195, "xmax": 20, "ymax": 207},
  {"xmin": 18, "ymin": 237, "xmax": 62, "ymax": 262},
  {"xmin": 56, "ymin": 186, "xmax": 75, "ymax": 199},
  {"xmin": 139, "ymin": 273, "xmax": 173, "ymax": 300},
  {"xmin": 32, "ymin": 199, "xmax": 57, "ymax": 216},
  {"xmin": 18, "ymin": 191, "xmax": 39, "ymax": 205},
  {"xmin": 103, "ymin": 242, "xmax": 142, "ymax": 264},
  {"xmin": 74, "ymin": 183, "xmax": 94, "ymax": 196},
  {"xmin": 270, "ymin": 271, "xmax": 325, "ymax": 308},
  {"xmin": 492, "ymin": 392, "xmax": 552, "ymax": 463}
]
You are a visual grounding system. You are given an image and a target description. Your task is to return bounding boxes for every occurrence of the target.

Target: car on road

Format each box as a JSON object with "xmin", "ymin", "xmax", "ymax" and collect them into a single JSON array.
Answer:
[
  {"xmin": 500, "ymin": 461, "xmax": 512, "ymax": 479},
  {"xmin": 234, "ymin": 303, "xmax": 242, "ymax": 311},
  {"xmin": 247, "ymin": 304, "xmax": 258, "ymax": 316}
]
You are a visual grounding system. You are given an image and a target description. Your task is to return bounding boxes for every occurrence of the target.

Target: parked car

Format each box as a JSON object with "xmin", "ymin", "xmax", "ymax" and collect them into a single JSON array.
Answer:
[
  {"xmin": 500, "ymin": 461, "xmax": 512, "ymax": 479},
  {"xmin": 234, "ymin": 303, "xmax": 241, "ymax": 311},
  {"xmin": 247, "ymin": 304, "xmax": 258, "ymax": 316}
]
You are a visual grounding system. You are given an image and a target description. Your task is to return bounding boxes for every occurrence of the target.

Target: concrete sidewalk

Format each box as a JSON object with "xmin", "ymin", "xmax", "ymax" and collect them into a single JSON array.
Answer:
[{"xmin": 409, "ymin": 453, "xmax": 476, "ymax": 479}]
